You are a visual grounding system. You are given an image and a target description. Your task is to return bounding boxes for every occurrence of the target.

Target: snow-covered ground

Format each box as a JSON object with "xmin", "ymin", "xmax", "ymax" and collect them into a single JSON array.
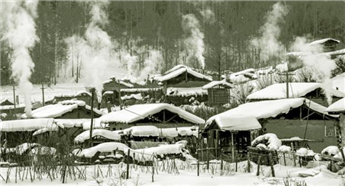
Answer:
[
  {"xmin": 0, "ymin": 83, "xmax": 87, "ymax": 104},
  {"xmin": 0, "ymin": 160, "xmax": 342, "ymax": 186}
]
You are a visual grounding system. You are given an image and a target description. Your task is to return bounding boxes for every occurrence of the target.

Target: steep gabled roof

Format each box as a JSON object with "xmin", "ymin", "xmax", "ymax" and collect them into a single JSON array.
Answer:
[
  {"xmin": 100, "ymin": 103, "xmax": 205, "ymax": 124},
  {"xmin": 155, "ymin": 65, "xmax": 212, "ymax": 82},
  {"xmin": 327, "ymin": 97, "xmax": 345, "ymax": 114}
]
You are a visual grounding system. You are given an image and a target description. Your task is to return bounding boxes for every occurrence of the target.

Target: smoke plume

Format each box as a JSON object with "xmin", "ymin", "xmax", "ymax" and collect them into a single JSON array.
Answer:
[
  {"xmin": 1, "ymin": 0, "xmax": 39, "ymax": 116},
  {"xmin": 180, "ymin": 14, "xmax": 205, "ymax": 69},
  {"xmin": 290, "ymin": 37, "xmax": 337, "ymax": 105},
  {"xmin": 250, "ymin": 2, "xmax": 289, "ymax": 62}
]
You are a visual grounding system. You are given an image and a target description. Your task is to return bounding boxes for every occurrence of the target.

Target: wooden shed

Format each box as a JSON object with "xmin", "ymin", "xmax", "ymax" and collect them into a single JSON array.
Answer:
[
  {"xmin": 203, "ymin": 115, "xmax": 261, "ymax": 162},
  {"xmin": 202, "ymin": 80, "xmax": 233, "ymax": 106},
  {"xmin": 212, "ymin": 98, "xmax": 339, "ymax": 152}
]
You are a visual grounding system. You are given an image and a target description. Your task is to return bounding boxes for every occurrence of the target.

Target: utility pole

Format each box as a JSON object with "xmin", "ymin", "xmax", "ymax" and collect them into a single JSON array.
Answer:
[
  {"xmin": 12, "ymin": 84, "xmax": 16, "ymax": 109},
  {"xmin": 286, "ymin": 71, "xmax": 289, "ymax": 98},
  {"xmin": 41, "ymin": 83, "xmax": 45, "ymax": 106},
  {"xmin": 89, "ymin": 88, "xmax": 95, "ymax": 147}
]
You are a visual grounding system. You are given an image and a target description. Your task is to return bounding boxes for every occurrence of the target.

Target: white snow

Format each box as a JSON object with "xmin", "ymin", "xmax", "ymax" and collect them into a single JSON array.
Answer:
[
  {"xmin": 74, "ymin": 129, "xmax": 121, "ymax": 143},
  {"xmin": 278, "ymin": 145, "xmax": 292, "ymax": 152},
  {"xmin": 167, "ymin": 87, "xmax": 208, "ymax": 97},
  {"xmin": 247, "ymin": 83, "xmax": 320, "ymax": 100},
  {"xmin": 100, "ymin": 103, "xmax": 205, "ymax": 124},
  {"xmin": 124, "ymin": 126, "xmax": 160, "ymax": 137},
  {"xmin": 74, "ymin": 90, "xmax": 91, "ymax": 97},
  {"xmin": 202, "ymin": 80, "xmax": 233, "ymax": 89},
  {"xmin": 0, "ymin": 118, "xmax": 56, "ymax": 132},
  {"xmin": 206, "ymin": 98, "xmax": 304, "ymax": 126},
  {"xmin": 331, "ymin": 72, "xmax": 345, "ymax": 94},
  {"xmin": 76, "ymin": 142, "xmax": 130, "ymax": 158},
  {"xmin": 296, "ymin": 148, "xmax": 315, "ymax": 157},
  {"xmin": 206, "ymin": 115, "xmax": 261, "ymax": 132},
  {"xmin": 121, "ymin": 93, "xmax": 143, "ymax": 100},
  {"xmin": 120, "ymin": 88, "xmax": 162, "ymax": 93},
  {"xmin": 321, "ymin": 146, "xmax": 340, "ymax": 157},
  {"xmin": 326, "ymin": 97, "xmax": 345, "ymax": 113},
  {"xmin": 251, "ymin": 133, "xmax": 282, "ymax": 150},
  {"xmin": 229, "ymin": 68, "xmax": 258, "ymax": 84},
  {"xmin": 309, "ymin": 38, "xmax": 340, "ymax": 46},
  {"xmin": 155, "ymin": 65, "xmax": 212, "ymax": 82},
  {"xmin": 159, "ymin": 128, "xmax": 179, "ymax": 138},
  {"xmin": 21, "ymin": 100, "xmax": 103, "ymax": 119}
]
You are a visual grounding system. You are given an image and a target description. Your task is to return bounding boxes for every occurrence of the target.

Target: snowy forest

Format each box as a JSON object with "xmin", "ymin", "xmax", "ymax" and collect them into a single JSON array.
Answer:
[{"xmin": 1, "ymin": 1, "xmax": 345, "ymax": 85}]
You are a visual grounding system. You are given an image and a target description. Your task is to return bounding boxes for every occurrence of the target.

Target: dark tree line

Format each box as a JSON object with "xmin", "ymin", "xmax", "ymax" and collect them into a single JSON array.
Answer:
[{"xmin": 1, "ymin": 1, "xmax": 345, "ymax": 85}]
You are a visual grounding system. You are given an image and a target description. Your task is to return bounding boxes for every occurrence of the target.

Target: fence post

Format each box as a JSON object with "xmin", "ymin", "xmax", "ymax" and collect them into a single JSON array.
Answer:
[
  {"xmin": 206, "ymin": 147, "xmax": 210, "ymax": 170},
  {"xmin": 247, "ymin": 152, "xmax": 251, "ymax": 173},
  {"xmin": 126, "ymin": 149, "xmax": 130, "ymax": 179},
  {"xmin": 152, "ymin": 155, "xmax": 155, "ymax": 182},
  {"xmin": 256, "ymin": 155, "xmax": 261, "ymax": 176},
  {"xmin": 283, "ymin": 152, "xmax": 286, "ymax": 166},
  {"xmin": 269, "ymin": 152, "xmax": 275, "ymax": 177},
  {"xmin": 197, "ymin": 150, "xmax": 200, "ymax": 176}
]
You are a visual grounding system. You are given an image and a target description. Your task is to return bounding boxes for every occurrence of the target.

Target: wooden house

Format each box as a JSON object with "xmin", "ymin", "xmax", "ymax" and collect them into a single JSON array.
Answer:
[
  {"xmin": 120, "ymin": 88, "xmax": 164, "ymax": 106},
  {"xmin": 100, "ymin": 103, "xmax": 204, "ymax": 131},
  {"xmin": 246, "ymin": 82, "xmax": 345, "ymax": 107},
  {"xmin": 102, "ymin": 77, "xmax": 135, "ymax": 106},
  {"xmin": 203, "ymin": 115, "xmax": 261, "ymax": 161},
  {"xmin": 207, "ymin": 98, "xmax": 338, "ymax": 152},
  {"xmin": 21, "ymin": 100, "xmax": 103, "ymax": 119},
  {"xmin": 309, "ymin": 38, "xmax": 340, "ymax": 52},
  {"xmin": 0, "ymin": 99, "xmax": 25, "ymax": 120},
  {"xmin": 202, "ymin": 80, "xmax": 233, "ymax": 106},
  {"xmin": 154, "ymin": 65, "xmax": 212, "ymax": 105},
  {"xmin": 46, "ymin": 90, "xmax": 98, "ymax": 108}
]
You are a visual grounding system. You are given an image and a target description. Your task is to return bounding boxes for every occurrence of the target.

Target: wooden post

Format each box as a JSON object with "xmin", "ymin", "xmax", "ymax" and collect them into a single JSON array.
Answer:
[
  {"xmin": 206, "ymin": 147, "xmax": 210, "ymax": 170},
  {"xmin": 235, "ymin": 151, "xmax": 238, "ymax": 172},
  {"xmin": 231, "ymin": 133, "xmax": 235, "ymax": 163},
  {"xmin": 152, "ymin": 158, "xmax": 154, "ymax": 182},
  {"xmin": 256, "ymin": 155, "xmax": 261, "ymax": 176},
  {"xmin": 293, "ymin": 152, "xmax": 296, "ymax": 167},
  {"xmin": 283, "ymin": 152, "xmax": 286, "ymax": 166},
  {"xmin": 12, "ymin": 84, "xmax": 16, "ymax": 109},
  {"xmin": 41, "ymin": 83, "xmax": 45, "ymax": 106},
  {"xmin": 269, "ymin": 152, "xmax": 275, "ymax": 177},
  {"xmin": 286, "ymin": 71, "xmax": 289, "ymax": 98},
  {"xmin": 197, "ymin": 156, "xmax": 200, "ymax": 176},
  {"xmin": 215, "ymin": 130, "xmax": 219, "ymax": 158},
  {"xmin": 126, "ymin": 149, "xmax": 130, "ymax": 179},
  {"xmin": 247, "ymin": 152, "xmax": 251, "ymax": 173},
  {"xmin": 89, "ymin": 88, "xmax": 95, "ymax": 147}
]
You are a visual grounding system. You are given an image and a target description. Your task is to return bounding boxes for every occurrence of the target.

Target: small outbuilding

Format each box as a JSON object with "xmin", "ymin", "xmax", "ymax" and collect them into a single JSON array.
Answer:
[{"xmin": 202, "ymin": 80, "xmax": 233, "ymax": 106}]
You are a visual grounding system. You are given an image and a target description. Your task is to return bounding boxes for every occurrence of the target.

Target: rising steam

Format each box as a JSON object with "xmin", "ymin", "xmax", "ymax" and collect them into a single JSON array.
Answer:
[
  {"xmin": 1, "ymin": 0, "xmax": 39, "ymax": 116},
  {"xmin": 290, "ymin": 37, "xmax": 337, "ymax": 105},
  {"xmin": 180, "ymin": 14, "xmax": 205, "ymax": 69},
  {"xmin": 250, "ymin": 2, "xmax": 289, "ymax": 63}
]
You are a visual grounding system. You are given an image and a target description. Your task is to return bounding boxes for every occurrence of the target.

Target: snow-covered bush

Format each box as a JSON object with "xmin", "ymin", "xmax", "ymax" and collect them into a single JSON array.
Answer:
[
  {"xmin": 321, "ymin": 146, "xmax": 340, "ymax": 157},
  {"xmin": 296, "ymin": 148, "xmax": 315, "ymax": 157},
  {"xmin": 251, "ymin": 133, "xmax": 282, "ymax": 150},
  {"xmin": 278, "ymin": 145, "xmax": 291, "ymax": 152}
]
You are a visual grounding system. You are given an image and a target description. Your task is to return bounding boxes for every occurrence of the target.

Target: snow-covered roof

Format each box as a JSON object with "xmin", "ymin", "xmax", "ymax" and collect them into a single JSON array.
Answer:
[
  {"xmin": 247, "ymin": 83, "xmax": 319, "ymax": 100},
  {"xmin": 75, "ymin": 90, "xmax": 91, "ymax": 97},
  {"xmin": 54, "ymin": 118, "xmax": 106, "ymax": 130},
  {"xmin": 309, "ymin": 38, "xmax": 340, "ymax": 46},
  {"xmin": 325, "ymin": 48, "xmax": 345, "ymax": 57},
  {"xmin": 74, "ymin": 129, "xmax": 121, "ymax": 143},
  {"xmin": 21, "ymin": 100, "xmax": 103, "ymax": 119},
  {"xmin": 0, "ymin": 118, "xmax": 56, "ymax": 132},
  {"xmin": 167, "ymin": 87, "xmax": 208, "ymax": 97},
  {"xmin": 202, "ymin": 80, "xmax": 233, "ymax": 89},
  {"xmin": 206, "ymin": 98, "xmax": 335, "ymax": 127},
  {"xmin": 326, "ymin": 98, "xmax": 345, "ymax": 113},
  {"xmin": 120, "ymin": 88, "xmax": 162, "ymax": 93},
  {"xmin": 100, "ymin": 103, "xmax": 205, "ymax": 124},
  {"xmin": 124, "ymin": 126, "xmax": 160, "ymax": 137},
  {"xmin": 332, "ymin": 72, "xmax": 345, "ymax": 94},
  {"xmin": 103, "ymin": 78, "xmax": 134, "ymax": 88},
  {"xmin": 156, "ymin": 65, "xmax": 212, "ymax": 82},
  {"xmin": 206, "ymin": 115, "xmax": 261, "ymax": 131}
]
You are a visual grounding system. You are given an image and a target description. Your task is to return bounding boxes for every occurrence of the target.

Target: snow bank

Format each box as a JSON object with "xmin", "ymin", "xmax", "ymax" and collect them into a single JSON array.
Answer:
[
  {"xmin": 321, "ymin": 146, "xmax": 340, "ymax": 157},
  {"xmin": 202, "ymin": 80, "xmax": 233, "ymax": 89},
  {"xmin": 159, "ymin": 128, "xmax": 179, "ymax": 138},
  {"xmin": 76, "ymin": 142, "xmax": 130, "ymax": 158},
  {"xmin": 251, "ymin": 133, "xmax": 282, "ymax": 150},
  {"xmin": 167, "ymin": 87, "xmax": 208, "ymax": 97},
  {"xmin": 121, "ymin": 93, "xmax": 143, "ymax": 101},
  {"xmin": 74, "ymin": 129, "xmax": 121, "ymax": 143},
  {"xmin": 124, "ymin": 126, "xmax": 160, "ymax": 137},
  {"xmin": 278, "ymin": 145, "xmax": 292, "ymax": 152},
  {"xmin": 296, "ymin": 148, "xmax": 315, "ymax": 157},
  {"xmin": 0, "ymin": 118, "xmax": 56, "ymax": 132}
]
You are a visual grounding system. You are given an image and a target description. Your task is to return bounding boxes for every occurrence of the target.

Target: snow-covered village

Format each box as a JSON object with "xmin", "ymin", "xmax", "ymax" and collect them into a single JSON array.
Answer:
[{"xmin": 1, "ymin": 1, "xmax": 345, "ymax": 186}]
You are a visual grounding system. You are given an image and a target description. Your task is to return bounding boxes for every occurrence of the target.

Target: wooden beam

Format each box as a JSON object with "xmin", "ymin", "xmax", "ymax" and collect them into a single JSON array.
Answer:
[
  {"xmin": 166, "ymin": 114, "xmax": 177, "ymax": 123},
  {"xmin": 231, "ymin": 132, "xmax": 235, "ymax": 162}
]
